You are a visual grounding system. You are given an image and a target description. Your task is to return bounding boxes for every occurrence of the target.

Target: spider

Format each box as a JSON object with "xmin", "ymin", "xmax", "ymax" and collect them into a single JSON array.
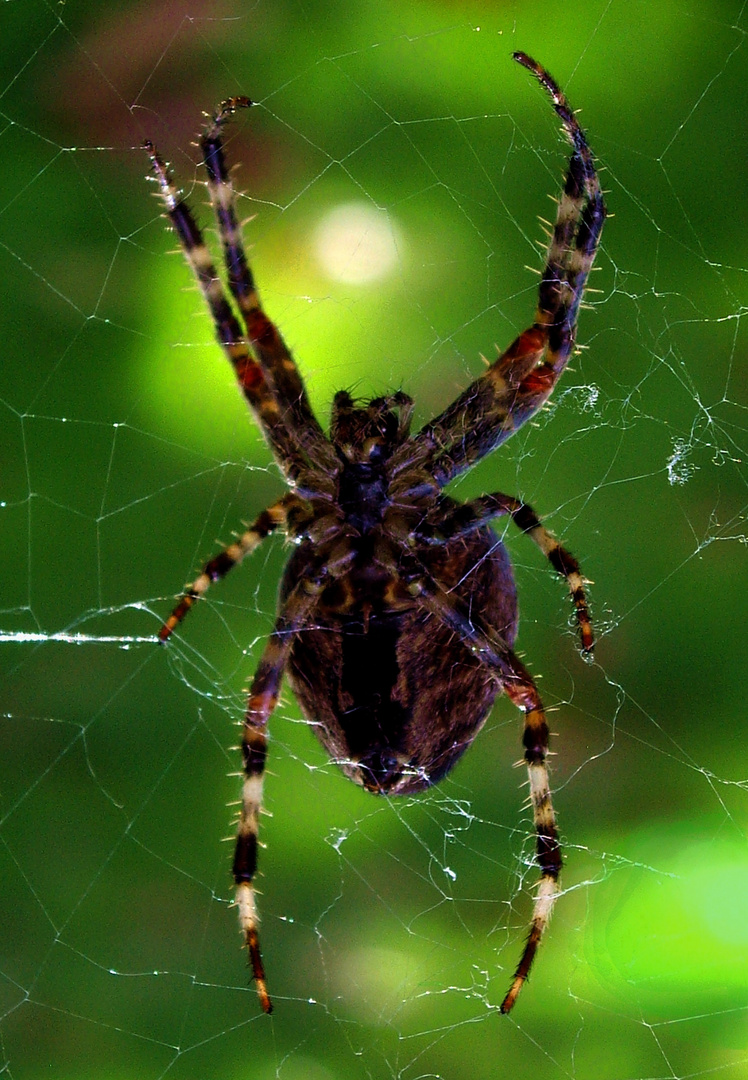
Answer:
[{"xmin": 145, "ymin": 51, "xmax": 605, "ymax": 1016}]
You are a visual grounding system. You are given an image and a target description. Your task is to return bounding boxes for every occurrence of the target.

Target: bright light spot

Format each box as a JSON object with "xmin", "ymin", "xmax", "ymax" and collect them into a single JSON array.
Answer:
[{"xmin": 314, "ymin": 202, "xmax": 401, "ymax": 285}]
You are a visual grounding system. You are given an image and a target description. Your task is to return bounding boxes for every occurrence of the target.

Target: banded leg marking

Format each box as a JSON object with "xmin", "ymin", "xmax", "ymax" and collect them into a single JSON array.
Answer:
[
  {"xmin": 514, "ymin": 50, "xmax": 606, "ymax": 370},
  {"xmin": 200, "ymin": 101, "xmax": 336, "ymax": 471},
  {"xmin": 402, "ymin": 554, "xmax": 560, "ymax": 1015},
  {"xmin": 233, "ymin": 550, "xmax": 355, "ymax": 1013},
  {"xmin": 144, "ymin": 139, "xmax": 308, "ymax": 479},
  {"xmin": 394, "ymin": 53, "xmax": 606, "ymax": 488},
  {"xmin": 501, "ymin": 682, "xmax": 560, "ymax": 1014},
  {"xmin": 158, "ymin": 494, "xmax": 301, "ymax": 642},
  {"xmin": 420, "ymin": 492, "xmax": 594, "ymax": 653}
]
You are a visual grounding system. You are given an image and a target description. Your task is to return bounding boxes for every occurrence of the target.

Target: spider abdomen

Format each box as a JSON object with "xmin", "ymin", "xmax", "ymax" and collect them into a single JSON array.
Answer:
[{"xmin": 282, "ymin": 529, "xmax": 518, "ymax": 794}]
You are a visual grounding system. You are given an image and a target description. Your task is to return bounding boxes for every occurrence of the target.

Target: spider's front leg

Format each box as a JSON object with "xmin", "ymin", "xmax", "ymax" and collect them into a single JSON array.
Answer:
[
  {"xmin": 144, "ymin": 137, "xmax": 312, "ymax": 480},
  {"xmin": 394, "ymin": 52, "xmax": 606, "ymax": 487},
  {"xmin": 200, "ymin": 100, "xmax": 337, "ymax": 474}
]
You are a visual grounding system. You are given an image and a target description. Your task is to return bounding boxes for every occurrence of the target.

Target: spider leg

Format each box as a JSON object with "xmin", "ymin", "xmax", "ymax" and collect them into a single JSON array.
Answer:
[
  {"xmin": 234, "ymin": 572, "xmax": 323, "ymax": 1014},
  {"xmin": 419, "ymin": 493, "xmax": 593, "ymax": 653},
  {"xmin": 233, "ymin": 544, "xmax": 356, "ymax": 1013},
  {"xmin": 144, "ymin": 140, "xmax": 314, "ymax": 483},
  {"xmin": 158, "ymin": 492, "xmax": 307, "ymax": 642},
  {"xmin": 500, "ymin": 674, "xmax": 559, "ymax": 1015},
  {"xmin": 394, "ymin": 52, "xmax": 606, "ymax": 487},
  {"xmin": 400, "ymin": 559, "xmax": 560, "ymax": 1014},
  {"xmin": 200, "ymin": 102, "xmax": 337, "ymax": 473}
]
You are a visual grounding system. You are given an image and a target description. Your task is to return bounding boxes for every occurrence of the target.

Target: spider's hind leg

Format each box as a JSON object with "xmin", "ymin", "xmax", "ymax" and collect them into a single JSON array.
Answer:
[
  {"xmin": 233, "ymin": 544, "xmax": 355, "ymax": 1013},
  {"xmin": 232, "ymin": 571, "xmax": 324, "ymax": 1014},
  {"xmin": 403, "ymin": 560, "xmax": 561, "ymax": 1015},
  {"xmin": 500, "ymin": 678, "xmax": 560, "ymax": 1014}
]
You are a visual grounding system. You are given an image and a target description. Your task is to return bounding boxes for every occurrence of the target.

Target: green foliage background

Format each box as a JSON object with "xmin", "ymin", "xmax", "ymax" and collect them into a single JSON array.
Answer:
[{"xmin": 2, "ymin": 1, "xmax": 747, "ymax": 1077}]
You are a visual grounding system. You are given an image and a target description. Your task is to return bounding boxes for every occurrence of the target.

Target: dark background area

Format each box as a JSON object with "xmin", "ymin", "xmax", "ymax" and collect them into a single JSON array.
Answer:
[{"xmin": 2, "ymin": 1, "xmax": 747, "ymax": 1077}]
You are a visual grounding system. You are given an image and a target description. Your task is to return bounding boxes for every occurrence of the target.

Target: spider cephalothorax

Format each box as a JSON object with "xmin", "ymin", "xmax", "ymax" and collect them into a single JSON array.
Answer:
[{"xmin": 145, "ymin": 51, "xmax": 605, "ymax": 1015}]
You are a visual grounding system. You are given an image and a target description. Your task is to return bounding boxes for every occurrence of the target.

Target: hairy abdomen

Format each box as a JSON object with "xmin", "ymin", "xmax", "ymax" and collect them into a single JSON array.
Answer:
[{"xmin": 282, "ymin": 529, "xmax": 518, "ymax": 794}]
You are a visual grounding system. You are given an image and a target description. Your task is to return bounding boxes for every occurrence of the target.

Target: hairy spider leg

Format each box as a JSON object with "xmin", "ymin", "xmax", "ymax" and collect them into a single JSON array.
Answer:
[
  {"xmin": 145, "ymin": 140, "xmax": 312, "ymax": 483},
  {"xmin": 500, "ymin": 677, "xmax": 559, "ymax": 1015},
  {"xmin": 158, "ymin": 493, "xmax": 306, "ymax": 641},
  {"xmin": 233, "ymin": 547, "xmax": 356, "ymax": 1013},
  {"xmin": 394, "ymin": 52, "xmax": 606, "ymax": 488},
  {"xmin": 401, "ymin": 558, "xmax": 560, "ymax": 1014},
  {"xmin": 233, "ymin": 573, "xmax": 322, "ymax": 1014},
  {"xmin": 419, "ymin": 493, "xmax": 594, "ymax": 653},
  {"xmin": 200, "ymin": 101, "xmax": 336, "ymax": 474}
]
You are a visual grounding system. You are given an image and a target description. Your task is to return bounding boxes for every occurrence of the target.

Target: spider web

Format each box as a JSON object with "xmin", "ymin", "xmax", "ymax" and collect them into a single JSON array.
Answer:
[{"xmin": 2, "ymin": 2, "xmax": 748, "ymax": 1077}]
